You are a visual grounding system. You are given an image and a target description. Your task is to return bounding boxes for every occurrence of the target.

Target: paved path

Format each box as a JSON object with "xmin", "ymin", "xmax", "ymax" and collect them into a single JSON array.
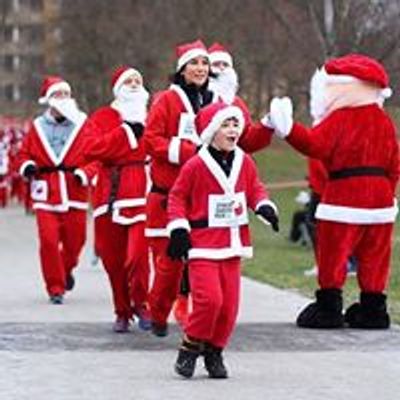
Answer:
[{"xmin": 1, "ymin": 205, "xmax": 400, "ymax": 400}]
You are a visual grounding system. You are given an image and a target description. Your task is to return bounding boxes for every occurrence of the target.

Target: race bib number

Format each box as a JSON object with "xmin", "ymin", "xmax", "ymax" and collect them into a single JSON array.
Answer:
[
  {"xmin": 31, "ymin": 180, "xmax": 48, "ymax": 201},
  {"xmin": 178, "ymin": 113, "xmax": 201, "ymax": 145},
  {"xmin": 208, "ymin": 192, "xmax": 248, "ymax": 227}
]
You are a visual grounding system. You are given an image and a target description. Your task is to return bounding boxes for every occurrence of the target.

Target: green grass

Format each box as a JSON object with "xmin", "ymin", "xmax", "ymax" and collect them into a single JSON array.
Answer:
[{"xmin": 244, "ymin": 140, "xmax": 400, "ymax": 323}]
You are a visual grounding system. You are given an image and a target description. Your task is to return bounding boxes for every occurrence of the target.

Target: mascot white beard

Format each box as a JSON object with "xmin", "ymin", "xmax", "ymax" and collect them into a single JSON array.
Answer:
[
  {"xmin": 209, "ymin": 67, "xmax": 239, "ymax": 105},
  {"xmin": 112, "ymin": 85, "xmax": 149, "ymax": 124},
  {"xmin": 48, "ymin": 97, "xmax": 86, "ymax": 125}
]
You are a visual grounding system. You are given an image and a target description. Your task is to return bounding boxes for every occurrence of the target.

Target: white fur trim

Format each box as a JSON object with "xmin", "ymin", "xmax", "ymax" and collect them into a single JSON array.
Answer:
[
  {"xmin": 112, "ymin": 210, "xmax": 146, "ymax": 225},
  {"xmin": 145, "ymin": 227, "xmax": 169, "ymax": 237},
  {"xmin": 209, "ymin": 51, "xmax": 233, "ymax": 68},
  {"xmin": 255, "ymin": 199, "xmax": 278, "ymax": 214},
  {"xmin": 167, "ymin": 218, "xmax": 191, "ymax": 235},
  {"xmin": 200, "ymin": 106, "xmax": 244, "ymax": 145},
  {"xmin": 73, "ymin": 169, "xmax": 88, "ymax": 187},
  {"xmin": 33, "ymin": 201, "xmax": 88, "ymax": 212},
  {"xmin": 316, "ymin": 201, "xmax": 398, "ymax": 224},
  {"xmin": 112, "ymin": 68, "xmax": 141, "ymax": 98},
  {"xmin": 122, "ymin": 123, "xmax": 138, "ymax": 149},
  {"xmin": 381, "ymin": 88, "xmax": 392, "ymax": 99},
  {"xmin": 177, "ymin": 48, "xmax": 208, "ymax": 71},
  {"xmin": 38, "ymin": 81, "xmax": 71, "ymax": 105},
  {"xmin": 170, "ymin": 84, "xmax": 195, "ymax": 115},
  {"xmin": 19, "ymin": 160, "xmax": 36, "ymax": 176},
  {"xmin": 93, "ymin": 205, "xmax": 108, "ymax": 218},
  {"xmin": 189, "ymin": 246, "xmax": 253, "ymax": 260},
  {"xmin": 260, "ymin": 114, "xmax": 274, "ymax": 129},
  {"xmin": 112, "ymin": 198, "xmax": 146, "ymax": 208},
  {"xmin": 168, "ymin": 137, "xmax": 181, "ymax": 164}
]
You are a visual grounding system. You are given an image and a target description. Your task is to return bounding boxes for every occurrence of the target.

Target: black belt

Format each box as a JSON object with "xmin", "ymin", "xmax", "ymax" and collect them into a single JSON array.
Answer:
[
  {"xmin": 150, "ymin": 184, "xmax": 169, "ymax": 195},
  {"xmin": 190, "ymin": 219, "xmax": 208, "ymax": 229},
  {"xmin": 38, "ymin": 165, "xmax": 77, "ymax": 173},
  {"xmin": 329, "ymin": 167, "xmax": 387, "ymax": 180}
]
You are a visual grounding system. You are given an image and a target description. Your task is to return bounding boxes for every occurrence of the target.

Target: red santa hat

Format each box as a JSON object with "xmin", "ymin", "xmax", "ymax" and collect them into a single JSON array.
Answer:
[
  {"xmin": 323, "ymin": 54, "xmax": 392, "ymax": 98},
  {"xmin": 176, "ymin": 39, "xmax": 208, "ymax": 72},
  {"xmin": 208, "ymin": 42, "xmax": 233, "ymax": 68},
  {"xmin": 38, "ymin": 75, "xmax": 71, "ymax": 105},
  {"xmin": 195, "ymin": 102, "xmax": 244, "ymax": 144},
  {"xmin": 111, "ymin": 65, "xmax": 142, "ymax": 97}
]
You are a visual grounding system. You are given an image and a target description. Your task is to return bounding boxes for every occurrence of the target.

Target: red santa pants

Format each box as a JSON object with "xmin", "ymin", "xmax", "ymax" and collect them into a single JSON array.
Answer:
[
  {"xmin": 148, "ymin": 237, "xmax": 184, "ymax": 325},
  {"xmin": 317, "ymin": 220, "xmax": 393, "ymax": 292},
  {"xmin": 0, "ymin": 184, "xmax": 7, "ymax": 207},
  {"xmin": 36, "ymin": 209, "xmax": 86, "ymax": 296},
  {"xmin": 95, "ymin": 215, "xmax": 149, "ymax": 319},
  {"xmin": 185, "ymin": 258, "xmax": 241, "ymax": 349}
]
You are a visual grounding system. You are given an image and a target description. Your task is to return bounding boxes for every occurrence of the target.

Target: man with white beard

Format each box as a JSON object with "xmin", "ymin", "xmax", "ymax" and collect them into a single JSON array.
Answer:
[
  {"xmin": 18, "ymin": 76, "xmax": 97, "ymax": 304},
  {"xmin": 86, "ymin": 66, "xmax": 151, "ymax": 333},
  {"xmin": 208, "ymin": 42, "xmax": 274, "ymax": 153}
]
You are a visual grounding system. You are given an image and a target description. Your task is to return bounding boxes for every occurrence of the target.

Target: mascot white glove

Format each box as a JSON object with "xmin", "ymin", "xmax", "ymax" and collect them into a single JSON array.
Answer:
[{"xmin": 269, "ymin": 96, "xmax": 294, "ymax": 138}]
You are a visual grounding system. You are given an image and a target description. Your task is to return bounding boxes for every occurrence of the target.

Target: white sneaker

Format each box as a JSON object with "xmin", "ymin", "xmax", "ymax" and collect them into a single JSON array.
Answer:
[{"xmin": 304, "ymin": 265, "xmax": 318, "ymax": 277}]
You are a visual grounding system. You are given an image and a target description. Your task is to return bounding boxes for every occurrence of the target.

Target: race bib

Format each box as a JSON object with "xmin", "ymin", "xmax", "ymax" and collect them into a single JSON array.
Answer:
[
  {"xmin": 208, "ymin": 192, "xmax": 248, "ymax": 227},
  {"xmin": 0, "ymin": 155, "xmax": 8, "ymax": 175},
  {"xmin": 31, "ymin": 180, "xmax": 48, "ymax": 201},
  {"xmin": 178, "ymin": 113, "xmax": 201, "ymax": 145}
]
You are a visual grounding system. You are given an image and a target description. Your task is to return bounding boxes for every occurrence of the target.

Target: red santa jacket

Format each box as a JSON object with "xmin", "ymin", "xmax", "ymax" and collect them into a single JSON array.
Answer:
[
  {"xmin": 167, "ymin": 146, "xmax": 271, "ymax": 259},
  {"xmin": 88, "ymin": 106, "xmax": 147, "ymax": 225},
  {"xmin": 308, "ymin": 158, "xmax": 328, "ymax": 196},
  {"xmin": 18, "ymin": 114, "xmax": 96, "ymax": 212},
  {"xmin": 287, "ymin": 104, "xmax": 399, "ymax": 223}
]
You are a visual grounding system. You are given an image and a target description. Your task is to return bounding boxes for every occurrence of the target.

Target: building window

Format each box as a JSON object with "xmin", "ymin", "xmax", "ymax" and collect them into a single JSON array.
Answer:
[{"xmin": 4, "ymin": 84, "xmax": 21, "ymax": 102}]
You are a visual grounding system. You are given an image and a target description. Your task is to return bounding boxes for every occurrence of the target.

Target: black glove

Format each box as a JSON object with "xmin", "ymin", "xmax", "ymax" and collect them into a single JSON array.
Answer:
[
  {"xmin": 256, "ymin": 205, "xmax": 279, "ymax": 232},
  {"xmin": 23, "ymin": 164, "xmax": 37, "ymax": 179},
  {"xmin": 73, "ymin": 170, "xmax": 86, "ymax": 186},
  {"xmin": 167, "ymin": 228, "xmax": 192, "ymax": 261},
  {"xmin": 124, "ymin": 122, "xmax": 144, "ymax": 139}
]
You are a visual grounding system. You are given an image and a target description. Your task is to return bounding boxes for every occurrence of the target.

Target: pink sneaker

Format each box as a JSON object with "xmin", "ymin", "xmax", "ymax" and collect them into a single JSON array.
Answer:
[{"xmin": 113, "ymin": 317, "xmax": 130, "ymax": 333}]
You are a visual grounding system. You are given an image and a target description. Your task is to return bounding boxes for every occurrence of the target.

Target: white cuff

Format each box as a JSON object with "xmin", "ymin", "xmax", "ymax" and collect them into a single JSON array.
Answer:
[
  {"xmin": 19, "ymin": 160, "xmax": 36, "ymax": 176},
  {"xmin": 74, "ymin": 168, "xmax": 89, "ymax": 187},
  {"xmin": 260, "ymin": 114, "xmax": 274, "ymax": 129},
  {"xmin": 122, "ymin": 123, "xmax": 138, "ymax": 150},
  {"xmin": 168, "ymin": 137, "xmax": 180, "ymax": 164},
  {"xmin": 255, "ymin": 199, "xmax": 278, "ymax": 215},
  {"xmin": 167, "ymin": 218, "xmax": 191, "ymax": 236}
]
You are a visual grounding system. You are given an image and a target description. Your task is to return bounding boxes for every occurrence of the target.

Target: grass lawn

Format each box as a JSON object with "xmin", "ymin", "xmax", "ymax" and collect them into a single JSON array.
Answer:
[{"xmin": 244, "ymin": 139, "xmax": 400, "ymax": 323}]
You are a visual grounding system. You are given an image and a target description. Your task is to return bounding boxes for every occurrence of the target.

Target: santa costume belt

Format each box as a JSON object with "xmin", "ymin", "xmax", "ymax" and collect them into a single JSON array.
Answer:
[
  {"xmin": 150, "ymin": 184, "xmax": 169, "ymax": 195},
  {"xmin": 189, "ymin": 219, "xmax": 208, "ymax": 229},
  {"xmin": 329, "ymin": 167, "xmax": 387, "ymax": 180},
  {"xmin": 38, "ymin": 165, "xmax": 77, "ymax": 174}
]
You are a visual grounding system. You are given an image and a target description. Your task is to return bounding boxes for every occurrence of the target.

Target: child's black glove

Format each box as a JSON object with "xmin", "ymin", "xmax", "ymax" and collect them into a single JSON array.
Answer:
[
  {"xmin": 124, "ymin": 121, "xmax": 144, "ymax": 139},
  {"xmin": 256, "ymin": 205, "xmax": 279, "ymax": 232},
  {"xmin": 23, "ymin": 164, "xmax": 37, "ymax": 178},
  {"xmin": 167, "ymin": 228, "xmax": 192, "ymax": 261}
]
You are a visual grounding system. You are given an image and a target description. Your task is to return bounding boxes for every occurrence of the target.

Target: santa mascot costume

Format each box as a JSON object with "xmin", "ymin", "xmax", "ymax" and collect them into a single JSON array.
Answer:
[{"xmin": 269, "ymin": 54, "xmax": 399, "ymax": 329}]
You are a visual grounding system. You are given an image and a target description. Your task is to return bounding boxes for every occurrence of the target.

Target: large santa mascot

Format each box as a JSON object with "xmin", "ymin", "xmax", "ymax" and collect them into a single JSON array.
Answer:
[{"xmin": 269, "ymin": 54, "xmax": 399, "ymax": 329}]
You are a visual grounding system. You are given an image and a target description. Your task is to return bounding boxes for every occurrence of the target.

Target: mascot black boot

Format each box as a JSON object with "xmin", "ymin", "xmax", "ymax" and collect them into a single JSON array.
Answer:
[
  {"xmin": 203, "ymin": 343, "xmax": 228, "ymax": 379},
  {"xmin": 345, "ymin": 292, "xmax": 390, "ymax": 329},
  {"xmin": 297, "ymin": 288, "xmax": 344, "ymax": 328}
]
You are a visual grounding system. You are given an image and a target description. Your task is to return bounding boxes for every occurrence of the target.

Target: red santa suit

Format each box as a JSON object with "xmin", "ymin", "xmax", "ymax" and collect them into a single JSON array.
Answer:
[
  {"xmin": 0, "ymin": 135, "xmax": 10, "ymax": 207},
  {"xmin": 87, "ymin": 66, "xmax": 150, "ymax": 328},
  {"xmin": 18, "ymin": 109, "xmax": 95, "ymax": 298},
  {"xmin": 270, "ymin": 54, "xmax": 399, "ymax": 329},
  {"xmin": 167, "ymin": 103, "xmax": 278, "ymax": 380}
]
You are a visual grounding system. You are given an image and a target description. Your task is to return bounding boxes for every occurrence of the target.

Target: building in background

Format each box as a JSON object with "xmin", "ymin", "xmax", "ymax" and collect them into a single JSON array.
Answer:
[{"xmin": 0, "ymin": 0, "xmax": 61, "ymax": 117}]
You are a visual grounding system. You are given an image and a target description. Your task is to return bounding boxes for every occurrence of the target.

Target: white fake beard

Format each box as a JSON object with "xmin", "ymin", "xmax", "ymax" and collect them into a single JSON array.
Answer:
[
  {"xmin": 48, "ymin": 98, "xmax": 85, "ymax": 125},
  {"xmin": 309, "ymin": 68, "xmax": 328, "ymax": 125},
  {"xmin": 209, "ymin": 67, "xmax": 239, "ymax": 104},
  {"xmin": 113, "ymin": 86, "xmax": 149, "ymax": 123}
]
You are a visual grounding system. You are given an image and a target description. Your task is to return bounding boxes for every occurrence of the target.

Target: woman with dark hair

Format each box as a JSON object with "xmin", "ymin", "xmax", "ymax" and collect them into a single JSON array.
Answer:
[{"xmin": 144, "ymin": 39, "xmax": 214, "ymax": 337}]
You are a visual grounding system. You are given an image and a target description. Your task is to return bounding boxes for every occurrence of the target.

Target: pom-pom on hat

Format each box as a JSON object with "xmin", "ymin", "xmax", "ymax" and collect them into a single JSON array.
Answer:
[
  {"xmin": 111, "ymin": 65, "xmax": 142, "ymax": 97},
  {"xmin": 195, "ymin": 102, "xmax": 244, "ymax": 145},
  {"xmin": 208, "ymin": 42, "xmax": 233, "ymax": 68},
  {"xmin": 323, "ymin": 54, "xmax": 392, "ymax": 98},
  {"xmin": 38, "ymin": 76, "xmax": 71, "ymax": 105},
  {"xmin": 176, "ymin": 39, "xmax": 208, "ymax": 72}
]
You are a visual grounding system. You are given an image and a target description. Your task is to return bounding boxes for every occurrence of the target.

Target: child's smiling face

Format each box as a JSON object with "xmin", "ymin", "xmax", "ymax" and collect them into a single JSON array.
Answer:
[{"xmin": 211, "ymin": 117, "xmax": 241, "ymax": 152}]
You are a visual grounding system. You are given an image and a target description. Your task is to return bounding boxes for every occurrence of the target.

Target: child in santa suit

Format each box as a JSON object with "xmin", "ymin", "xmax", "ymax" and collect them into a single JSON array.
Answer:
[
  {"xmin": 86, "ymin": 66, "xmax": 151, "ymax": 333},
  {"xmin": 167, "ymin": 102, "xmax": 279, "ymax": 378},
  {"xmin": 269, "ymin": 54, "xmax": 399, "ymax": 329},
  {"xmin": 18, "ymin": 76, "xmax": 97, "ymax": 304}
]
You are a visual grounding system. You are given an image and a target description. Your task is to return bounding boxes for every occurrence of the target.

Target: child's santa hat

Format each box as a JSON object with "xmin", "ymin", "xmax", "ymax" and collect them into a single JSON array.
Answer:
[
  {"xmin": 38, "ymin": 76, "xmax": 71, "ymax": 105},
  {"xmin": 176, "ymin": 39, "xmax": 208, "ymax": 72},
  {"xmin": 111, "ymin": 65, "xmax": 142, "ymax": 97},
  {"xmin": 208, "ymin": 42, "xmax": 233, "ymax": 68},
  {"xmin": 195, "ymin": 102, "xmax": 244, "ymax": 144}
]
